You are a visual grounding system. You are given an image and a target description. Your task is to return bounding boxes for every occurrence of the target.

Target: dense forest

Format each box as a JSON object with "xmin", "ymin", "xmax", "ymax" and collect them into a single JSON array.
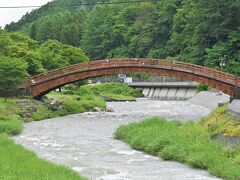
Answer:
[
  {"xmin": 0, "ymin": 30, "xmax": 88, "ymax": 75},
  {"xmin": 3, "ymin": 0, "xmax": 240, "ymax": 75}
]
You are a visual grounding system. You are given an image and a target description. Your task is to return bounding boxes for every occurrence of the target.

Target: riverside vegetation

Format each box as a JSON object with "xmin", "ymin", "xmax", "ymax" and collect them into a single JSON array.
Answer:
[
  {"xmin": 0, "ymin": 83, "xmax": 141, "ymax": 179},
  {"xmin": 115, "ymin": 105, "xmax": 240, "ymax": 180}
]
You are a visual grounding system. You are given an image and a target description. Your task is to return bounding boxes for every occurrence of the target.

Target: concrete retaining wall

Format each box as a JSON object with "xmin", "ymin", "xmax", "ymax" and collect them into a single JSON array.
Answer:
[
  {"xmin": 131, "ymin": 82, "xmax": 198, "ymax": 101},
  {"xmin": 142, "ymin": 87, "xmax": 197, "ymax": 101},
  {"xmin": 189, "ymin": 91, "xmax": 230, "ymax": 110}
]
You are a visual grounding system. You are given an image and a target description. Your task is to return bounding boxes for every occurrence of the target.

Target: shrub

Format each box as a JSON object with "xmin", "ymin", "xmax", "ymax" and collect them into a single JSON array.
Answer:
[
  {"xmin": 64, "ymin": 100, "xmax": 86, "ymax": 114},
  {"xmin": 31, "ymin": 107, "xmax": 55, "ymax": 121}
]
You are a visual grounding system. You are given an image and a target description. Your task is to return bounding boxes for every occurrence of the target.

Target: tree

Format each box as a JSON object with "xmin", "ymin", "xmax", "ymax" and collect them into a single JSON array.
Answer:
[
  {"xmin": 38, "ymin": 40, "xmax": 89, "ymax": 70},
  {"xmin": 30, "ymin": 22, "xmax": 37, "ymax": 40},
  {"xmin": 0, "ymin": 56, "xmax": 28, "ymax": 101},
  {"xmin": 23, "ymin": 52, "xmax": 46, "ymax": 75},
  {"xmin": 81, "ymin": 5, "xmax": 115, "ymax": 59}
]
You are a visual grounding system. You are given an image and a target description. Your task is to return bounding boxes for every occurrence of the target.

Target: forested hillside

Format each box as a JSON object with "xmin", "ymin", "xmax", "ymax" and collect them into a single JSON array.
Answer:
[
  {"xmin": 5, "ymin": 0, "xmax": 108, "ymax": 46},
  {"xmin": 4, "ymin": 0, "xmax": 240, "ymax": 75}
]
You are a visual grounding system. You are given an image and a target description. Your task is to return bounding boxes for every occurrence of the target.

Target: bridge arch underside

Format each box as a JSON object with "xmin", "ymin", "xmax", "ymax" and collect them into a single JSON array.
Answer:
[{"xmin": 30, "ymin": 67, "xmax": 235, "ymax": 99}]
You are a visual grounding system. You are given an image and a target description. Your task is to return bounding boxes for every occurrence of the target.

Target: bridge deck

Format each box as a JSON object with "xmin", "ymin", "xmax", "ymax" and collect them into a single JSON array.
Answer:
[
  {"xmin": 22, "ymin": 58, "xmax": 240, "ymax": 98},
  {"xmin": 28, "ymin": 59, "xmax": 238, "ymax": 86}
]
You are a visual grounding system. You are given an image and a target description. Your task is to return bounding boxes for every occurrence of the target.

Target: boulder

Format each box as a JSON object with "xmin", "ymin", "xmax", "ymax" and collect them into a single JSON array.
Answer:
[
  {"xmin": 218, "ymin": 102, "xmax": 225, "ymax": 107},
  {"xmin": 47, "ymin": 98, "xmax": 64, "ymax": 111},
  {"xmin": 17, "ymin": 99, "xmax": 34, "ymax": 106},
  {"xmin": 92, "ymin": 107, "xmax": 102, "ymax": 112},
  {"xmin": 106, "ymin": 106, "xmax": 114, "ymax": 112},
  {"xmin": 101, "ymin": 95, "xmax": 112, "ymax": 102},
  {"xmin": 19, "ymin": 106, "xmax": 37, "ymax": 118}
]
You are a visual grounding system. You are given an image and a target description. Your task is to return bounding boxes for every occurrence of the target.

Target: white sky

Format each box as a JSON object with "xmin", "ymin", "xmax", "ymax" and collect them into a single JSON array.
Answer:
[{"xmin": 0, "ymin": 0, "xmax": 53, "ymax": 28}]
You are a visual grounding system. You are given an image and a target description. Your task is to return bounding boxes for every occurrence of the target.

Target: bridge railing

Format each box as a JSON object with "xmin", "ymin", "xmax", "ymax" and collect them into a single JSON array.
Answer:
[
  {"xmin": 27, "ymin": 58, "xmax": 238, "ymax": 87},
  {"xmin": 170, "ymin": 60, "xmax": 237, "ymax": 84}
]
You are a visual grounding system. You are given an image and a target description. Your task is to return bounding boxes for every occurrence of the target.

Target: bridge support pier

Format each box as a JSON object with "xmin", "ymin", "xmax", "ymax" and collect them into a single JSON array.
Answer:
[{"xmin": 228, "ymin": 85, "xmax": 240, "ymax": 119}]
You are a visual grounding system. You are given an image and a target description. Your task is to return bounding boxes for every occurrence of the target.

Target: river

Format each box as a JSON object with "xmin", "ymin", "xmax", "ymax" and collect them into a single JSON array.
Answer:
[{"xmin": 14, "ymin": 99, "xmax": 220, "ymax": 180}]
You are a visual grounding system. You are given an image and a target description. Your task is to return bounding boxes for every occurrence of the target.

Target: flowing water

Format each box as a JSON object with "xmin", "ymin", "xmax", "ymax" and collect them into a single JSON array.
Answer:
[{"xmin": 14, "ymin": 99, "xmax": 220, "ymax": 180}]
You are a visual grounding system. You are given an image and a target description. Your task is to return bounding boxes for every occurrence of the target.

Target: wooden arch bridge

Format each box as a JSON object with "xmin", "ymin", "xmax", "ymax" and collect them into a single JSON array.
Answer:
[{"xmin": 24, "ymin": 58, "xmax": 240, "ymax": 99}]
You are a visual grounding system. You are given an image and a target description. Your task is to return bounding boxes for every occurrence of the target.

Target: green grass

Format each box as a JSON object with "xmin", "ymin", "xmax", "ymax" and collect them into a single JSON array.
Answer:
[
  {"xmin": 0, "ymin": 98, "xmax": 24, "ymax": 135},
  {"xmin": 196, "ymin": 84, "xmax": 209, "ymax": 92},
  {"xmin": 47, "ymin": 92, "xmax": 106, "ymax": 114},
  {"xmin": 200, "ymin": 105, "xmax": 240, "ymax": 137},
  {"xmin": 0, "ymin": 134, "xmax": 86, "ymax": 180},
  {"xmin": 115, "ymin": 117, "xmax": 240, "ymax": 180},
  {"xmin": 0, "ymin": 120, "xmax": 22, "ymax": 135},
  {"xmin": 76, "ymin": 83, "xmax": 142, "ymax": 101}
]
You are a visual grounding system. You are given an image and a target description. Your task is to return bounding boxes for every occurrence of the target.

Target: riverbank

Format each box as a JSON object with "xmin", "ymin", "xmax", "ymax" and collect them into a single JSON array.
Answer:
[
  {"xmin": 14, "ymin": 99, "xmax": 215, "ymax": 179},
  {"xmin": 115, "ymin": 105, "xmax": 240, "ymax": 180},
  {"xmin": 200, "ymin": 104, "xmax": 240, "ymax": 145},
  {"xmin": 0, "ymin": 83, "xmax": 141, "ymax": 179},
  {"xmin": 0, "ymin": 134, "xmax": 86, "ymax": 180}
]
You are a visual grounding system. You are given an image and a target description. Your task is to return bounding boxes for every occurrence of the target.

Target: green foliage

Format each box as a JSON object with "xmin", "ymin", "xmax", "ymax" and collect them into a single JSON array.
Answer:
[
  {"xmin": 47, "ymin": 92, "xmax": 106, "ymax": 115},
  {"xmin": 64, "ymin": 100, "xmax": 86, "ymax": 113},
  {"xmin": 81, "ymin": 2, "xmax": 173, "ymax": 59},
  {"xmin": 62, "ymin": 84, "xmax": 80, "ymax": 94},
  {"xmin": 38, "ymin": 40, "xmax": 89, "ymax": 70},
  {"xmin": 64, "ymin": 96, "xmax": 106, "ymax": 114},
  {"xmin": 0, "ymin": 31, "xmax": 45, "ymax": 75},
  {"xmin": 0, "ymin": 119, "xmax": 22, "ymax": 135},
  {"xmin": 0, "ymin": 134, "xmax": 86, "ymax": 180},
  {"xmin": 30, "ymin": 10, "xmax": 85, "ymax": 46},
  {"xmin": 0, "ymin": 56, "xmax": 28, "ymax": 100},
  {"xmin": 77, "ymin": 83, "xmax": 142, "ymax": 100},
  {"xmin": 115, "ymin": 117, "xmax": 240, "ymax": 180},
  {"xmin": 100, "ymin": 93, "xmax": 136, "ymax": 101},
  {"xmin": 196, "ymin": 84, "xmax": 209, "ymax": 92},
  {"xmin": 31, "ymin": 106, "xmax": 56, "ymax": 121},
  {"xmin": 0, "ymin": 99, "xmax": 23, "ymax": 135},
  {"xmin": 4, "ymin": 0, "xmax": 102, "ymax": 47},
  {"xmin": 0, "ymin": 31, "xmax": 89, "ymax": 75}
]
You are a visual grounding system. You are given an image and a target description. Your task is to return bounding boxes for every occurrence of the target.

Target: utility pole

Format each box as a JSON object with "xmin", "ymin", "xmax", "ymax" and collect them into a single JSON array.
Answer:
[{"xmin": 218, "ymin": 55, "xmax": 228, "ymax": 95}]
